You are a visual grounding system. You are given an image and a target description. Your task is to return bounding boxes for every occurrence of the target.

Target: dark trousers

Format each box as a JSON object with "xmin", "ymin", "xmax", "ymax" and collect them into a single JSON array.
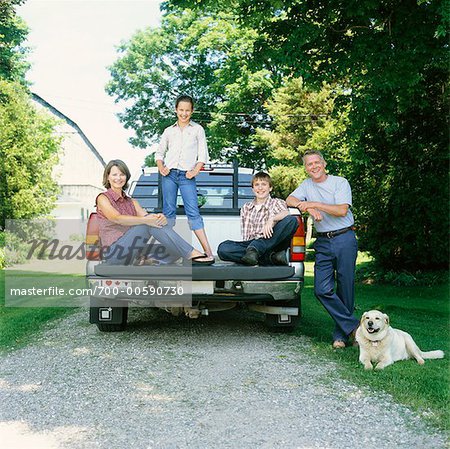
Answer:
[
  {"xmin": 313, "ymin": 230, "xmax": 360, "ymax": 341},
  {"xmin": 217, "ymin": 216, "xmax": 298, "ymax": 265}
]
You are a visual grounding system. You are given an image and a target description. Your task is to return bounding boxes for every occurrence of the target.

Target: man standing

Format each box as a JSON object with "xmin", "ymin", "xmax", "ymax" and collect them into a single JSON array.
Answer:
[{"xmin": 286, "ymin": 150, "xmax": 359, "ymax": 348}]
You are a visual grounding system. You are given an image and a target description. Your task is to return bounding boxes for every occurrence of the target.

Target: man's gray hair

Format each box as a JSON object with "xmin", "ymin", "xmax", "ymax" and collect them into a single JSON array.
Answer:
[{"xmin": 302, "ymin": 150, "xmax": 326, "ymax": 165}]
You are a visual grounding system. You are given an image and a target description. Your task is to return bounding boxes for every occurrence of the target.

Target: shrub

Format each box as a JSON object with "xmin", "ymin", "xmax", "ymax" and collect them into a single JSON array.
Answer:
[{"xmin": 355, "ymin": 261, "xmax": 448, "ymax": 286}]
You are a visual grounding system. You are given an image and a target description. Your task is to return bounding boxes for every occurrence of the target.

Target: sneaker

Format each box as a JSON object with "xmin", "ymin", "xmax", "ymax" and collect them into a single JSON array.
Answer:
[{"xmin": 241, "ymin": 247, "xmax": 259, "ymax": 266}]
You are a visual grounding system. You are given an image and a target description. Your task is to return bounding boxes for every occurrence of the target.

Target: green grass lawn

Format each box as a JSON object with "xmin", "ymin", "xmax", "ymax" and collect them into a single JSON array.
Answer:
[
  {"xmin": 0, "ymin": 270, "xmax": 76, "ymax": 351},
  {"xmin": 297, "ymin": 261, "xmax": 449, "ymax": 431}
]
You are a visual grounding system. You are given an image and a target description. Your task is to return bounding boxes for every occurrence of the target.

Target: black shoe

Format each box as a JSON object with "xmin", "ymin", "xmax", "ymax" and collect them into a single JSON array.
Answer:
[
  {"xmin": 270, "ymin": 250, "xmax": 288, "ymax": 266},
  {"xmin": 241, "ymin": 247, "xmax": 259, "ymax": 266}
]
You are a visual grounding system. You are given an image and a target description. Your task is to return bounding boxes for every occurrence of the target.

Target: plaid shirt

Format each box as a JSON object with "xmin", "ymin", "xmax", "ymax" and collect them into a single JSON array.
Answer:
[{"xmin": 240, "ymin": 197, "xmax": 288, "ymax": 241}]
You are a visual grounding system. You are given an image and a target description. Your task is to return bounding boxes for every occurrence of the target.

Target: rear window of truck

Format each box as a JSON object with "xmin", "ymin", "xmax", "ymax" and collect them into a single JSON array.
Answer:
[{"xmin": 129, "ymin": 168, "xmax": 255, "ymax": 214}]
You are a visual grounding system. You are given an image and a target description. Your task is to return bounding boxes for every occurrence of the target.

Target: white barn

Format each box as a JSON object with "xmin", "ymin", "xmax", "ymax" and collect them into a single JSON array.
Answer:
[{"xmin": 32, "ymin": 93, "xmax": 105, "ymax": 221}]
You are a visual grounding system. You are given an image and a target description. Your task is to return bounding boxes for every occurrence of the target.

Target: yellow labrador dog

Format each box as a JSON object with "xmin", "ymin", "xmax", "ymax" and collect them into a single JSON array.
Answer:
[{"xmin": 355, "ymin": 310, "xmax": 444, "ymax": 370}]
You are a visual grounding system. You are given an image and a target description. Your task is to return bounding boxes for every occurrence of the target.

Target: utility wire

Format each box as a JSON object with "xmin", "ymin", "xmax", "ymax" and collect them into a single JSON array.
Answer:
[{"xmin": 34, "ymin": 93, "xmax": 329, "ymax": 118}]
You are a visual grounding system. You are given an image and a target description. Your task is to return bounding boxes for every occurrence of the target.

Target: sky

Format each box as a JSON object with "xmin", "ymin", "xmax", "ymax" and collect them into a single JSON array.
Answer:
[{"xmin": 17, "ymin": 0, "xmax": 163, "ymax": 173}]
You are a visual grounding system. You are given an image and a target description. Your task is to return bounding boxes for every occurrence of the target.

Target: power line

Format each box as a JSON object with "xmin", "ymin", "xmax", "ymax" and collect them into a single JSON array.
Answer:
[{"xmin": 34, "ymin": 93, "xmax": 329, "ymax": 118}]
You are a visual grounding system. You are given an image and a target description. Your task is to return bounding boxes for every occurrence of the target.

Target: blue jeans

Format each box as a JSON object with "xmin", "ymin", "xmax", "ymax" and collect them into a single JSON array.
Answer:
[
  {"xmin": 162, "ymin": 169, "xmax": 204, "ymax": 230},
  {"xmin": 313, "ymin": 230, "xmax": 360, "ymax": 341},
  {"xmin": 104, "ymin": 224, "xmax": 193, "ymax": 265},
  {"xmin": 218, "ymin": 216, "xmax": 298, "ymax": 265}
]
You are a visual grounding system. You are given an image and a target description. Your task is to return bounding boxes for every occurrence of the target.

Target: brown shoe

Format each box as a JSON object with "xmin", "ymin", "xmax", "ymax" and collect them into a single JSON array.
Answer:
[
  {"xmin": 349, "ymin": 326, "xmax": 359, "ymax": 347},
  {"xmin": 332, "ymin": 340, "xmax": 346, "ymax": 349}
]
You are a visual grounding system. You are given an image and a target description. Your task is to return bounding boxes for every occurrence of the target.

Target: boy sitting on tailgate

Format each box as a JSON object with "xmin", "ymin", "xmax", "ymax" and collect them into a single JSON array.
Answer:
[{"xmin": 218, "ymin": 172, "xmax": 298, "ymax": 266}]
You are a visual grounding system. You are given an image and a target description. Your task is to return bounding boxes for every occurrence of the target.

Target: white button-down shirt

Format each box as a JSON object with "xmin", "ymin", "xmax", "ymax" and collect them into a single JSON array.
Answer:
[{"xmin": 155, "ymin": 121, "xmax": 209, "ymax": 171}]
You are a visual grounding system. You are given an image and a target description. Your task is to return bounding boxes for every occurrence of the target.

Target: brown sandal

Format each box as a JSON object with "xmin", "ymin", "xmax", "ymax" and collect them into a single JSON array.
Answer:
[{"xmin": 188, "ymin": 253, "xmax": 215, "ymax": 265}]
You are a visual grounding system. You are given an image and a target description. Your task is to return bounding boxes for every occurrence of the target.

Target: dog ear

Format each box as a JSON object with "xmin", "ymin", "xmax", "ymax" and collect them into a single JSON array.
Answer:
[
  {"xmin": 383, "ymin": 313, "xmax": 390, "ymax": 325},
  {"xmin": 360, "ymin": 312, "xmax": 366, "ymax": 324}
]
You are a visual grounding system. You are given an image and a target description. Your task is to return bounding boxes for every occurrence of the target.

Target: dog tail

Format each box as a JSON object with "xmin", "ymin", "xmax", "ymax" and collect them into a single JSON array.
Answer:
[{"xmin": 421, "ymin": 350, "xmax": 444, "ymax": 359}]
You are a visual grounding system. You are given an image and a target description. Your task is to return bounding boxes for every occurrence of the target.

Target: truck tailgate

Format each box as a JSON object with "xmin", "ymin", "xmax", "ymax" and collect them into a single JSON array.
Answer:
[{"xmin": 94, "ymin": 262, "xmax": 295, "ymax": 281}]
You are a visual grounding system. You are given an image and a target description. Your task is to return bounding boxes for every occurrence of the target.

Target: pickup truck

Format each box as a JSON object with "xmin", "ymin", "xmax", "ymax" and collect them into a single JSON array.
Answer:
[{"xmin": 85, "ymin": 162, "xmax": 306, "ymax": 332}]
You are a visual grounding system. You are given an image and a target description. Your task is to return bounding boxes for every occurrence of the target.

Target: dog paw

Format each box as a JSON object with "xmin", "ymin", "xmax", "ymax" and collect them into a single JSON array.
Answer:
[
  {"xmin": 374, "ymin": 364, "xmax": 386, "ymax": 370},
  {"xmin": 417, "ymin": 358, "xmax": 425, "ymax": 365},
  {"xmin": 363, "ymin": 363, "xmax": 373, "ymax": 370}
]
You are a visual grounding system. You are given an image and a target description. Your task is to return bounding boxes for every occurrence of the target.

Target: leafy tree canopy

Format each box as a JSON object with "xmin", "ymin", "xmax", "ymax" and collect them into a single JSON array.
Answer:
[
  {"xmin": 0, "ymin": 80, "xmax": 61, "ymax": 228},
  {"xmin": 0, "ymin": 2, "xmax": 62, "ymax": 229},
  {"xmin": 0, "ymin": 0, "xmax": 29, "ymax": 82},
  {"xmin": 163, "ymin": 0, "xmax": 449, "ymax": 270},
  {"xmin": 107, "ymin": 8, "xmax": 289, "ymax": 167},
  {"xmin": 257, "ymin": 76, "xmax": 350, "ymax": 197}
]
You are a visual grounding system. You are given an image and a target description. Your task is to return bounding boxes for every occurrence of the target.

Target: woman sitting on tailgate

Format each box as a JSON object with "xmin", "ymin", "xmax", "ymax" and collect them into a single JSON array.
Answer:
[{"xmin": 96, "ymin": 159, "xmax": 214, "ymax": 265}]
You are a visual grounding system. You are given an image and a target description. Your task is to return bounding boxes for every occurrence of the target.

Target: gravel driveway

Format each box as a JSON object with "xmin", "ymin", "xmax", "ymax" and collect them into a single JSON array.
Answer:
[{"xmin": 0, "ymin": 308, "xmax": 446, "ymax": 449}]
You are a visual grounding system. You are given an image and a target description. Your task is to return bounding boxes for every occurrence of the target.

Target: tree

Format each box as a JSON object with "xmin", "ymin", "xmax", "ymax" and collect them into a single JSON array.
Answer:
[
  {"xmin": 144, "ymin": 153, "xmax": 156, "ymax": 167},
  {"xmin": 106, "ymin": 8, "xmax": 281, "ymax": 167},
  {"xmin": 0, "ymin": 0, "xmax": 29, "ymax": 83},
  {"xmin": 166, "ymin": 0, "xmax": 449, "ymax": 270},
  {"xmin": 254, "ymin": 77, "xmax": 349, "ymax": 197},
  {"xmin": 0, "ymin": 2, "xmax": 62, "ymax": 229},
  {"xmin": 259, "ymin": 78, "xmax": 348, "ymax": 162},
  {"xmin": 0, "ymin": 80, "xmax": 61, "ymax": 228}
]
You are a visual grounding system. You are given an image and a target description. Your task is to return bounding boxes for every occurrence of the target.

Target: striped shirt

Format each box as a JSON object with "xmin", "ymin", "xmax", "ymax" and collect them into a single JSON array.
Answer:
[
  {"xmin": 96, "ymin": 189, "xmax": 137, "ymax": 248},
  {"xmin": 240, "ymin": 197, "xmax": 288, "ymax": 241}
]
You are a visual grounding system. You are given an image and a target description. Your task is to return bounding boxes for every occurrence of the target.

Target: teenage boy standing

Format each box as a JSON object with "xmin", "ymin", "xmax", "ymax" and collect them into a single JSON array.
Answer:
[{"xmin": 218, "ymin": 172, "xmax": 298, "ymax": 266}]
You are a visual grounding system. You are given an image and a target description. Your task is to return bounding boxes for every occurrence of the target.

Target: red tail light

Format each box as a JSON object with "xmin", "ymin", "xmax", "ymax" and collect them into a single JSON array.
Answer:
[
  {"xmin": 290, "ymin": 215, "xmax": 306, "ymax": 262},
  {"xmin": 86, "ymin": 212, "xmax": 102, "ymax": 261}
]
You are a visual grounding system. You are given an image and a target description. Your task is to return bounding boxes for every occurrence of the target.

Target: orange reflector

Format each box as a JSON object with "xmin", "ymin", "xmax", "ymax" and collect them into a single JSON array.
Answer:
[
  {"xmin": 289, "ymin": 215, "xmax": 306, "ymax": 262},
  {"xmin": 292, "ymin": 236, "xmax": 305, "ymax": 246},
  {"xmin": 86, "ymin": 235, "xmax": 99, "ymax": 245}
]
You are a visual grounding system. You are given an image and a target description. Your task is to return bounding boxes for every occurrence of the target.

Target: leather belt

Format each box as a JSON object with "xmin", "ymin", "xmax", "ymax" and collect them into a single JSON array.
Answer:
[{"xmin": 316, "ymin": 226, "xmax": 354, "ymax": 239}]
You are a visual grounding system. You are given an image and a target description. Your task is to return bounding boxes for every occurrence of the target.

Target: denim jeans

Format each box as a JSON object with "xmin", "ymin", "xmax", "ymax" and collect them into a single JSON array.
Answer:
[
  {"xmin": 162, "ymin": 169, "xmax": 204, "ymax": 230},
  {"xmin": 217, "ymin": 216, "xmax": 298, "ymax": 265},
  {"xmin": 313, "ymin": 230, "xmax": 359, "ymax": 341},
  {"xmin": 103, "ymin": 224, "xmax": 193, "ymax": 265}
]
